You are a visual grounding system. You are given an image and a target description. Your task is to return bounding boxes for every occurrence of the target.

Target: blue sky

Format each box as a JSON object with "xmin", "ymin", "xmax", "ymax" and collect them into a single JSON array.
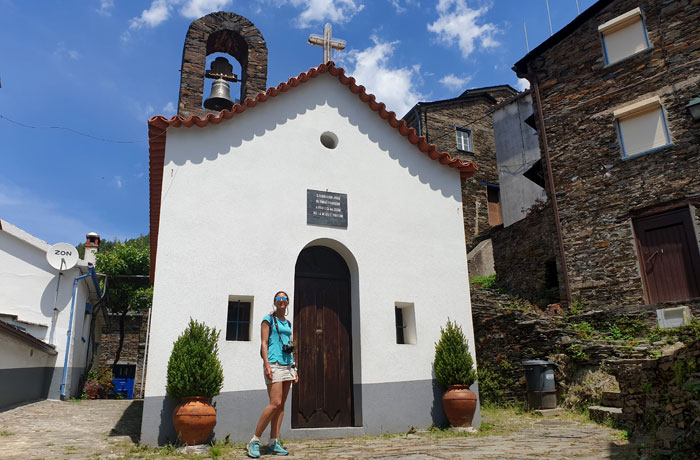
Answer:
[{"xmin": 0, "ymin": 0, "xmax": 596, "ymax": 246}]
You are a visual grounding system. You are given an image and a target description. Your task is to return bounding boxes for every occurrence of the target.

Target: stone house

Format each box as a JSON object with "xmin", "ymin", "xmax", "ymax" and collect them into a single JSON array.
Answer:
[
  {"xmin": 402, "ymin": 85, "xmax": 517, "ymax": 249},
  {"xmin": 513, "ymin": 0, "xmax": 700, "ymax": 311}
]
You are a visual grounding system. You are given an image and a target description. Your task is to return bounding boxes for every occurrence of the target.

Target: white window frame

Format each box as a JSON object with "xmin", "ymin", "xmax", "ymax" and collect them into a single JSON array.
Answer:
[
  {"xmin": 598, "ymin": 7, "xmax": 651, "ymax": 66},
  {"xmin": 613, "ymin": 96, "xmax": 672, "ymax": 159},
  {"xmin": 456, "ymin": 127, "xmax": 472, "ymax": 152}
]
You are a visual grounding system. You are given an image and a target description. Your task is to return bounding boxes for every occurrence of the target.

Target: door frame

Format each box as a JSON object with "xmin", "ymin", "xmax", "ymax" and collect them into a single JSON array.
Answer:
[{"xmin": 291, "ymin": 240, "xmax": 361, "ymax": 428}]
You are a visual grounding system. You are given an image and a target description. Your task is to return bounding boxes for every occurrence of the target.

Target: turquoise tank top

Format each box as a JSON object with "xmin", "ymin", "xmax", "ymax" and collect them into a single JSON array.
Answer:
[{"xmin": 263, "ymin": 315, "xmax": 294, "ymax": 365}]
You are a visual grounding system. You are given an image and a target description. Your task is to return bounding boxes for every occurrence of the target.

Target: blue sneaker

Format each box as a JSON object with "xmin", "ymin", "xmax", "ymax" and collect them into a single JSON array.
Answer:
[
  {"xmin": 246, "ymin": 440, "xmax": 261, "ymax": 458},
  {"xmin": 267, "ymin": 440, "xmax": 289, "ymax": 455}
]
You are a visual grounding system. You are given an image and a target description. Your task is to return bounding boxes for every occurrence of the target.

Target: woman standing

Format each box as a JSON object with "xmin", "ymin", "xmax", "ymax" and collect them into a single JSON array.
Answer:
[{"xmin": 247, "ymin": 291, "xmax": 298, "ymax": 458}]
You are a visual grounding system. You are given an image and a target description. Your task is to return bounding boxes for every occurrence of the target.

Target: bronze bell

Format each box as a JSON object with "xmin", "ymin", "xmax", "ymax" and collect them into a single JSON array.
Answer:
[{"xmin": 204, "ymin": 78, "xmax": 233, "ymax": 111}]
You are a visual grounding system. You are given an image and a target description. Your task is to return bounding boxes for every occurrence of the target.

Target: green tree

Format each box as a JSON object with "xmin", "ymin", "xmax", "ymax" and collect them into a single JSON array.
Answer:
[
  {"xmin": 95, "ymin": 236, "xmax": 152, "ymax": 368},
  {"xmin": 433, "ymin": 319, "xmax": 477, "ymax": 388}
]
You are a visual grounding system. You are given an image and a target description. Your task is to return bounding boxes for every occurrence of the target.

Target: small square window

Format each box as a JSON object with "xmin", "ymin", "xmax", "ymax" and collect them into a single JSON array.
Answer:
[
  {"xmin": 394, "ymin": 302, "xmax": 417, "ymax": 345},
  {"xmin": 226, "ymin": 300, "xmax": 251, "ymax": 341},
  {"xmin": 614, "ymin": 96, "xmax": 671, "ymax": 158},
  {"xmin": 598, "ymin": 8, "xmax": 650, "ymax": 65},
  {"xmin": 456, "ymin": 128, "xmax": 472, "ymax": 152}
]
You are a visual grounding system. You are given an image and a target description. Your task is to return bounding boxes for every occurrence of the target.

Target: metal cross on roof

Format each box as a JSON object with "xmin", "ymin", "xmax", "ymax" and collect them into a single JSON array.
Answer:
[{"xmin": 308, "ymin": 23, "xmax": 346, "ymax": 63}]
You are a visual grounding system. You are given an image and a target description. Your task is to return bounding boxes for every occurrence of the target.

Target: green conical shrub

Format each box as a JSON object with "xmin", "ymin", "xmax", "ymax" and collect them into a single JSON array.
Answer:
[
  {"xmin": 433, "ymin": 319, "xmax": 477, "ymax": 388},
  {"xmin": 166, "ymin": 319, "xmax": 224, "ymax": 399}
]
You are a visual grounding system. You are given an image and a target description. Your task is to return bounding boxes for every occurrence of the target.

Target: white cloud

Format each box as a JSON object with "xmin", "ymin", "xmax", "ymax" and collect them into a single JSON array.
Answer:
[
  {"xmin": 127, "ymin": 99, "xmax": 156, "ymax": 120},
  {"xmin": 180, "ymin": 0, "xmax": 232, "ymax": 19},
  {"xmin": 439, "ymin": 73, "xmax": 472, "ymax": 92},
  {"xmin": 114, "ymin": 176, "xmax": 124, "ymax": 189},
  {"xmin": 387, "ymin": 0, "xmax": 419, "ymax": 13},
  {"xmin": 124, "ymin": 0, "xmax": 233, "ymax": 40},
  {"xmin": 337, "ymin": 36, "xmax": 425, "ymax": 117},
  {"xmin": 162, "ymin": 101, "xmax": 176, "ymax": 115},
  {"xmin": 287, "ymin": 0, "xmax": 364, "ymax": 28},
  {"xmin": 128, "ymin": 0, "xmax": 172, "ymax": 30},
  {"xmin": 516, "ymin": 77, "xmax": 530, "ymax": 91},
  {"xmin": 97, "ymin": 0, "xmax": 114, "ymax": 16},
  {"xmin": 427, "ymin": 0, "xmax": 499, "ymax": 58},
  {"xmin": 53, "ymin": 42, "xmax": 80, "ymax": 60}
]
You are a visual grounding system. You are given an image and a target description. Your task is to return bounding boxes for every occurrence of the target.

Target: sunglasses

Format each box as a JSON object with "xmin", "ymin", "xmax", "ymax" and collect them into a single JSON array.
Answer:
[{"xmin": 275, "ymin": 296, "xmax": 289, "ymax": 302}]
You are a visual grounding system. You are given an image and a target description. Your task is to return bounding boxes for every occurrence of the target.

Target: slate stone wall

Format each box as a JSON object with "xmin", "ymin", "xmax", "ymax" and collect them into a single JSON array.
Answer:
[
  {"xmin": 610, "ymin": 339, "xmax": 700, "ymax": 454},
  {"xmin": 525, "ymin": 0, "xmax": 700, "ymax": 309},
  {"xmin": 98, "ymin": 313, "xmax": 149, "ymax": 398},
  {"xmin": 491, "ymin": 202, "xmax": 560, "ymax": 305},
  {"xmin": 405, "ymin": 88, "xmax": 514, "ymax": 248},
  {"xmin": 178, "ymin": 11, "xmax": 268, "ymax": 119}
]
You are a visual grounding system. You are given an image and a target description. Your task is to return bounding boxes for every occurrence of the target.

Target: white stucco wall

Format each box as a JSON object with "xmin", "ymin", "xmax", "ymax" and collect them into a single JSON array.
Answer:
[
  {"xmin": 493, "ymin": 93, "xmax": 547, "ymax": 227},
  {"xmin": 146, "ymin": 74, "xmax": 476, "ymax": 403},
  {"xmin": 0, "ymin": 224, "xmax": 93, "ymax": 398}
]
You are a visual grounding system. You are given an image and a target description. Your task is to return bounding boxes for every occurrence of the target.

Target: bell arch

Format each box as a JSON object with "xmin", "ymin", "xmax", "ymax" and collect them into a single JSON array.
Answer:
[{"xmin": 177, "ymin": 11, "xmax": 268, "ymax": 118}]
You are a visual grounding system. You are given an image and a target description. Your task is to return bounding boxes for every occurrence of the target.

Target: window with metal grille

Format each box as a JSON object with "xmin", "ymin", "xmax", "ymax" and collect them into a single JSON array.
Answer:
[
  {"xmin": 456, "ymin": 127, "xmax": 472, "ymax": 152},
  {"xmin": 226, "ymin": 300, "xmax": 251, "ymax": 341}
]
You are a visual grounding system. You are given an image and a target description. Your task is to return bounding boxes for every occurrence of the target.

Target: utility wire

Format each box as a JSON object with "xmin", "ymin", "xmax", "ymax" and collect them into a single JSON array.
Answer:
[{"xmin": 0, "ymin": 114, "xmax": 167, "ymax": 144}]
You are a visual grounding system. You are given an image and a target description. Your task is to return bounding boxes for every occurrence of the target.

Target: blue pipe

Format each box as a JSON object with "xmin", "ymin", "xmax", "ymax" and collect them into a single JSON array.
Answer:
[{"xmin": 60, "ymin": 266, "xmax": 99, "ymax": 399}]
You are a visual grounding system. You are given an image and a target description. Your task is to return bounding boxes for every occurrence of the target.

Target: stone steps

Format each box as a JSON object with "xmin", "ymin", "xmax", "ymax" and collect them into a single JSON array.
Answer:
[
  {"xmin": 588, "ymin": 406, "xmax": 622, "ymax": 424},
  {"xmin": 602, "ymin": 391, "xmax": 623, "ymax": 408}
]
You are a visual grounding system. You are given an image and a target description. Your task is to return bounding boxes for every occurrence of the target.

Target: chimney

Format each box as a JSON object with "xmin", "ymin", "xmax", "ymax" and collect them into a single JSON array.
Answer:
[{"xmin": 84, "ymin": 232, "xmax": 100, "ymax": 266}]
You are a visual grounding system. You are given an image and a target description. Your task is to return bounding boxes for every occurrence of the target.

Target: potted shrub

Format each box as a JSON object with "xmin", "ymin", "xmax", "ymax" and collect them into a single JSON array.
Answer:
[
  {"xmin": 166, "ymin": 318, "xmax": 224, "ymax": 445},
  {"xmin": 433, "ymin": 319, "xmax": 478, "ymax": 428}
]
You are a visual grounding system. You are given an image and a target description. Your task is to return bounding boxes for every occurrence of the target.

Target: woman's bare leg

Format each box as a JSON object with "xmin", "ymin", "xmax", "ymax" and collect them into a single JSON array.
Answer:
[
  {"xmin": 254, "ymin": 382, "xmax": 283, "ymax": 437},
  {"xmin": 270, "ymin": 380, "xmax": 292, "ymax": 439}
]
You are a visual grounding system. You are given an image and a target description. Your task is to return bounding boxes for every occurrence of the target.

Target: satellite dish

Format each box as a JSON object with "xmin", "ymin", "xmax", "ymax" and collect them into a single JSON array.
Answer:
[{"xmin": 47, "ymin": 242, "xmax": 79, "ymax": 271}]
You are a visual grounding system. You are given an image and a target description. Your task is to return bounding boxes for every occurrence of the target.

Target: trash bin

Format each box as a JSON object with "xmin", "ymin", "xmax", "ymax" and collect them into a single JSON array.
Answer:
[{"xmin": 522, "ymin": 359, "xmax": 557, "ymax": 409}]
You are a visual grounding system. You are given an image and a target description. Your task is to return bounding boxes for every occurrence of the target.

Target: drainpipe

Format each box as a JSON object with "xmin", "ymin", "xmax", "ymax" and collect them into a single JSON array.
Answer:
[
  {"xmin": 140, "ymin": 306, "xmax": 153, "ymax": 399},
  {"xmin": 60, "ymin": 266, "xmax": 99, "ymax": 400},
  {"xmin": 84, "ymin": 274, "xmax": 108, "ymax": 372},
  {"xmin": 529, "ymin": 70, "xmax": 573, "ymax": 307}
]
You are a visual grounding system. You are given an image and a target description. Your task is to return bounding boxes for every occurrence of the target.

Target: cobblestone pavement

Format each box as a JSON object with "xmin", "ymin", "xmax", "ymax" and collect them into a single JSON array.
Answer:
[{"xmin": 0, "ymin": 400, "xmax": 637, "ymax": 459}]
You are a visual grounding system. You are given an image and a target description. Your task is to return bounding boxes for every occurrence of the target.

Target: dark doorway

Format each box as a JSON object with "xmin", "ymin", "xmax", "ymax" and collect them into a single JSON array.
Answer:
[
  {"xmin": 292, "ymin": 246, "xmax": 353, "ymax": 428},
  {"xmin": 633, "ymin": 207, "xmax": 700, "ymax": 303}
]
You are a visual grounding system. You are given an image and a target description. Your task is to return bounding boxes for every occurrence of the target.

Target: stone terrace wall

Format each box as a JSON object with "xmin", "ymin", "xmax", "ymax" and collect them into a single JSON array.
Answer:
[
  {"xmin": 610, "ymin": 340, "xmax": 700, "ymax": 455},
  {"xmin": 526, "ymin": 0, "xmax": 700, "ymax": 309},
  {"xmin": 491, "ymin": 203, "xmax": 560, "ymax": 305},
  {"xmin": 98, "ymin": 313, "xmax": 149, "ymax": 398}
]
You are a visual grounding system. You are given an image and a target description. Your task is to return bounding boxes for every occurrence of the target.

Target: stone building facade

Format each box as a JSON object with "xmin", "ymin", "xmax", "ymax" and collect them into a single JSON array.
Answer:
[
  {"xmin": 514, "ymin": 0, "xmax": 700, "ymax": 310},
  {"xmin": 97, "ymin": 312, "xmax": 149, "ymax": 398},
  {"xmin": 403, "ymin": 86, "xmax": 517, "ymax": 248}
]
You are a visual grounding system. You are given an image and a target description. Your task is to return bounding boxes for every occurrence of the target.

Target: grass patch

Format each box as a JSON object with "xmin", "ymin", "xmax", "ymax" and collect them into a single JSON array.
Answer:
[
  {"xmin": 470, "ymin": 274, "xmax": 497, "ymax": 289},
  {"xmin": 1, "ymin": 430, "xmax": 13, "ymax": 436}
]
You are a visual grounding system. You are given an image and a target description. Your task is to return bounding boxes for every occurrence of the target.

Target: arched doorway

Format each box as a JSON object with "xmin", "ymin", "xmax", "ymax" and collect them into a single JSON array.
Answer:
[{"xmin": 292, "ymin": 245, "xmax": 353, "ymax": 428}]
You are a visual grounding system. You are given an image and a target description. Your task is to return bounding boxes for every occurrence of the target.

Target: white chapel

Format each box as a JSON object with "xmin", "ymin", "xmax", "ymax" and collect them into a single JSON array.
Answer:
[{"xmin": 141, "ymin": 11, "xmax": 480, "ymax": 444}]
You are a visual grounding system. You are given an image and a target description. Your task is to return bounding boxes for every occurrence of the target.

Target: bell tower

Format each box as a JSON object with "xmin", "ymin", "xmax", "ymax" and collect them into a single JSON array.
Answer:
[{"xmin": 177, "ymin": 11, "xmax": 268, "ymax": 119}]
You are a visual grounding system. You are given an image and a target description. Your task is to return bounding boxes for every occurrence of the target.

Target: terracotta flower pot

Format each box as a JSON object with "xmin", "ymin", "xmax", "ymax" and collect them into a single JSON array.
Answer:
[
  {"xmin": 442, "ymin": 385, "xmax": 477, "ymax": 427},
  {"xmin": 172, "ymin": 396, "xmax": 217, "ymax": 445}
]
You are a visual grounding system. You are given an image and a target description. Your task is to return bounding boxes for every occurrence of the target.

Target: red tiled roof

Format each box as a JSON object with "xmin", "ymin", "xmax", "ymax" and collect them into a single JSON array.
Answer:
[{"xmin": 148, "ymin": 61, "xmax": 478, "ymax": 281}]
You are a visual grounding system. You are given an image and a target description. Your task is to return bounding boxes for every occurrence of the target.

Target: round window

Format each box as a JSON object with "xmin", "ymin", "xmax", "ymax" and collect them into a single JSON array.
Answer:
[{"xmin": 320, "ymin": 131, "xmax": 339, "ymax": 149}]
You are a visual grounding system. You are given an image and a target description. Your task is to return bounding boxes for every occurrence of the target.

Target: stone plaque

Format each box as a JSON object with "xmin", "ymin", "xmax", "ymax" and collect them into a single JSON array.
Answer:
[{"xmin": 307, "ymin": 189, "xmax": 347, "ymax": 228}]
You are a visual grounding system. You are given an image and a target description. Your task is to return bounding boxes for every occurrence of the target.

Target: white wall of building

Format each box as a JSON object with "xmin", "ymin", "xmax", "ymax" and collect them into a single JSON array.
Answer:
[
  {"xmin": 493, "ymin": 93, "xmax": 547, "ymax": 227},
  {"xmin": 144, "ymin": 74, "xmax": 476, "ymax": 435},
  {"xmin": 0, "ymin": 222, "xmax": 95, "ymax": 399}
]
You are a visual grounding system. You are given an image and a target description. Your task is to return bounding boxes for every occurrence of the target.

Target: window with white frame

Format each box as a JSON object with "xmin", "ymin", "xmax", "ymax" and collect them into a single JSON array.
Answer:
[
  {"xmin": 456, "ymin": 127, "xmax": 472, "ymax": 152},
  {"xmin": 614, "ymin": 96, "xmax": 671, "ymax": 159},
  {"xmin": 598, "ymin": 7, "xmax": 650, "ymax": 65}
]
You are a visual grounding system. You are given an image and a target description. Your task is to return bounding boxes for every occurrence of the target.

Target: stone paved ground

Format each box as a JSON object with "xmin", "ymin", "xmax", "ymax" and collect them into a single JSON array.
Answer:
[{"xmin": 0, "ymin": 400, "xmax": 639, "ymax": 460}]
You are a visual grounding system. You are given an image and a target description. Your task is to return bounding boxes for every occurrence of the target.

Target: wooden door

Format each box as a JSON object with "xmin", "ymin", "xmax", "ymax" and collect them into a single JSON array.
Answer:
[
  {"xmin": 292, "ymin": 246, "xmax": 353, "ymax": 428},
  {"xmin": 633, "ymin": 208, "xmax": 700, "ymax": 303}
]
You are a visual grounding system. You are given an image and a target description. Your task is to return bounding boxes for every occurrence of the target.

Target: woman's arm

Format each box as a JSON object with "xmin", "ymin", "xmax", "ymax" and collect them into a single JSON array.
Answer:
[{"xmin": 261, "ymin": 320, "xmax": 272, "ymax": 381}]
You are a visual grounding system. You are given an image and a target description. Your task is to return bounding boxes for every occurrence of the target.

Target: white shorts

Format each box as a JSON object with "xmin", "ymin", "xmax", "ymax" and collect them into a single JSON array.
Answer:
[{"xmin": 264, "ymin": 362, "xmax": 296, "ymax": 384}]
